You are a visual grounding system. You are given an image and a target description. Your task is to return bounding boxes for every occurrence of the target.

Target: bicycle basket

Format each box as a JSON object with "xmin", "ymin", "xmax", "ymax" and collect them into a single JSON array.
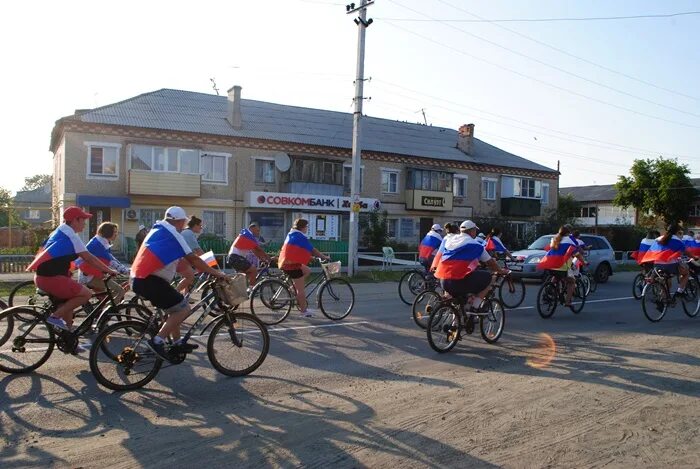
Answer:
[
  {"xmin": 213, "ymin": 274, "xmax": 248, "ymax": 307},
  {"xmin": 321, "ymin": 261, "xmax": 342, "ymax": 278}
]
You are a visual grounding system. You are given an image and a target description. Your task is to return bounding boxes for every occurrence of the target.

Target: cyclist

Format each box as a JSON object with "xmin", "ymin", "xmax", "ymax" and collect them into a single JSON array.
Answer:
[
  {"xmin": 278, "ymin": 218, "xmax": 330, "ymax": 318},
  {"xmin": 130, "ymin": 206, "xmax": 227, "ymax": 360},
  {"xmin": 175, "ymin": 215, "xmax": 205, "ymax": 294},
  {"xmin": 640, "ymin": 224, "xmax": 695, "ymax": 298},
  {"xmin": 27, "ymin": 206, "xmax": 118, "ymax": 331},
  {"xmin": 485, "ymin": 227, "xmax": 513, "ymax": 260},
  {"xmin": 418, "ymin": 224, "xmax": 443, "ymax": 272},
  {"xmin": 77, "ymin": 221, "xmax": 130, "ymax": 304},
  {"xmin": 537, "ymin": 225, "xmax": 585, "ymax": 307},
  {"xmin": 228, "ymin": 222, "xmax": 272, "ymax": 287},
  {"xmin": 476, "ymin": 232, "xmax": 487, "ymax": 246},
  {"xmin": 443, "ymin": 222, "xmax": 459, "ymax": 238}
]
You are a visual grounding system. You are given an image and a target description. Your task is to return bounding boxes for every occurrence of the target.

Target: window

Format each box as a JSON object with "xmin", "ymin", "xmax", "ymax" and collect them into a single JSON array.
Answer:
[
  {"xmin": 201, "ymin": 153, "xmax": 227, "ymax": 183},
  {"xmin": 513, "ymin": 177, "xmax": 541, "ymax": 198},
  {"xmin": 139, "ymin": 208, "xmax": 166, "ymax": 229},
  {"xmin": 541, "ymin": 183, "xmax": 550, "ymax": 205},
  {"xmin": 690, "ymin": 204, "xmax": 700, "ymax": 217},
  {"xmin": 381, "ymin": 170, "xmax": 399, "ymax": 194},
  {"xmin": 482, "ymin": 178, "xmax": 496, "ymax": 200},
  {"xmin": 130, "ymin": 145, "xmax": 200, "ymax": 174},
  {"xmin": 343, "ymin": 165, "xmax": 364, "ymax": 193},
  {"xmin": 453, "ymin": 175, "xmax": 468, "ymax": 197},
  {"xmin": 406, "ymin": 169, "xmax": 453, "ymax": 192},
  {"xmin": 202, "ymin": 210, "xmax": 225, "ymax": 237},
  {"xmin": 255, "ymin": 159, "xmax": 275, "ymax": 184},
  {"xmin": 87, "ymin": 143, "xmax": 119, "ymax": 177},
  {"xmin": 248, "ymin": 211, "xmax": 286, "ymax": 242},
  {"xmin": 387, "ymin": 218, "xmax": 398, "ymax": 238},
  {"xmin": 580, "ymin": 206, "xmax": 597, "ymax": 218},
  {"xmin": 399, "ymin": 218, "xmax": 415, "ymax": 238},
  {"xmin": 290, "ymin": 158, "xmax": 342, "ymax": 185},
  {"xmin": 26, "ymin": 209, "xmax": 40, "ymax": 220}
]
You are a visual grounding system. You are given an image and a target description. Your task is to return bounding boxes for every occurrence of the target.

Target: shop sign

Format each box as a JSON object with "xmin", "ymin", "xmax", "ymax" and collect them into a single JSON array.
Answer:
[
  {"xmin": 406, "ymin": 190, "xmax": 453, "ymax": 211},
  {"xmin": 248, "ymin": 191, "xmax": 381, "ymax": 212}
]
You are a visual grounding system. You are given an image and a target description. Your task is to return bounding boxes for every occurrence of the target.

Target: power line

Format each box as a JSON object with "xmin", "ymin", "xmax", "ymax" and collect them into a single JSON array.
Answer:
[
  {"xmin": 434, "ymin": 0, "xmax": 700, "ymax": 102},
  {"xmin": 376, "ymin": 10, "xmax": 700, "ymax": 23},
  {"xmin": 386, "ymin": 0, "xmax": 700, "ymax": 119}
]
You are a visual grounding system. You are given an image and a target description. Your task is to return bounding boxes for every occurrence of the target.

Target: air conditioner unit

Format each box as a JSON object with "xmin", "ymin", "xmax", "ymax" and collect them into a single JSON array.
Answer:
[{"xmin": 126, "ymin": 209, "xmax": 139, "ymax": 221}]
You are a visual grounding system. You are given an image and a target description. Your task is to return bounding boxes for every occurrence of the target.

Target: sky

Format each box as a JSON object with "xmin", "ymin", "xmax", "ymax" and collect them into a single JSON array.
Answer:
[{"xmin": 1, "ymin": 0, "xmax": 698, "ymax": 194}]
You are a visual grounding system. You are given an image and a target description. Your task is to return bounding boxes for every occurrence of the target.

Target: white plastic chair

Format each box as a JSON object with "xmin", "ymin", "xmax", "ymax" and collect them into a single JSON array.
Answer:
[{"xmin": 382, "ymin": 246, "xmax": 395, "ymax": 270}]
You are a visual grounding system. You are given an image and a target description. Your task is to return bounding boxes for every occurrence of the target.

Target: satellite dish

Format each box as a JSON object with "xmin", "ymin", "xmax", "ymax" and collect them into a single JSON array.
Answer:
[{"xmin": 274, "ymin": 152, "xmax": 291, "ymax": 172}]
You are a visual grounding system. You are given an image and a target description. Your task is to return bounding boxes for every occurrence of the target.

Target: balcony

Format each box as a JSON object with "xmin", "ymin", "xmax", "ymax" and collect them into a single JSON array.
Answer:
[
  {"xmin": 501, "ymin": 197, "xmax": 541, "ymax": 217},
  {"xmin": 282, "ymin": 182, "xmax": 343, "ymax": 196},
  {"xmin": 128, "ymin": 170, "xmax": 201, "ymax": 197}
]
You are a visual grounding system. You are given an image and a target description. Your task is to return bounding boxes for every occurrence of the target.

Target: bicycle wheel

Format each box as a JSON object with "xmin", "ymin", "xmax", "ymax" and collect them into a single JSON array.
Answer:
[
  {"xmin": 632, "ymin": 273, "xmax": 645, "ymax": 300},
  {"xmin": 681, "ymin": 278, "xmax": 700, "ymax": 318},
  {"xmin": 122, "ymin": 296, "xmax": 153, "ymax": 321},
  {"xmin": 587, "ymin": 272, "xmax": 598, "ymax": 293},
  {"xmin": 479, "ymin": 299, "xmax": 505, "ymax": 344},
  {"xmin": 398, "ymin": 270, "xmax": 426, "ymax": 305},
  {"xmin": 89, "ymin": 320, "xmax": 162, "ymax": 391},
  {"xmin": 207, "ymin": 312, "xmax": 270, "ymax": 377},
  {"xmin": 0, "ymin": 308, "xmax": 55, "ymax": 373},
  {"xmin": 498, "ymin": 276, "xmax": 525, "ymax": 309},
  {"xmin": 95, "ymin": 303, "xmax": 154, "ymax": 333},
  {"xmin": 7, "ymin": 281, "xmax": 41, "ymax": 322},
  {"xmin": 578, "ymin": 274, "xmax": 591, "ymax": 297},
  {"xmin": 319, "ymin": 278, "xmax": 355, "ymax": 320},
  {"xmin": 536, "ymin": 282, "xmax": 558, "ymax": 319},
  {"xmin": 412, "ymin": 290, "xmax": 441, "ymax": 329},
  {"xmin": 642, "ymin": 282, "xmax": 668, "ymax": 322},
  {"xmin": 570, "ymin": 278, "xmax": 586, "ymax": 314},
  {"xmin": 250, "ymin": 279, "xmax": 293, "ymax": 325},
  {"xmin": 426, "ymin": 304, "xmax": 460, "ymax": 353}
]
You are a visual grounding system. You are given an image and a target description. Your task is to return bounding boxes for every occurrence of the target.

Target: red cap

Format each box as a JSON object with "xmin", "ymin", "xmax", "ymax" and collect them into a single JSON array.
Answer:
[{"xmin": 63, "ymin": 206, "xmax": 92, "ymax": 223}]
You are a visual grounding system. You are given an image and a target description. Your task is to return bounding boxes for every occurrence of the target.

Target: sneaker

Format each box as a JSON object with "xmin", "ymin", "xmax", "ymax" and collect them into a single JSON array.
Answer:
[
  {"xmin": 300, "ymin": 308, "xmax": 316, "ymax": 318},
  {"xmin": 146, "ymin": 338, "xmax": 171, "ymax": 361},
  {"xmin": 75, "ymin": 342, "xmax": 92, "ymax": 353},
  {"xmin": 172, "ymin": 341, "xmax": 199, "ymax": 354},
  {"xmin": 46, "ymin": 316, "xmax": 71, "ymax": 331}
]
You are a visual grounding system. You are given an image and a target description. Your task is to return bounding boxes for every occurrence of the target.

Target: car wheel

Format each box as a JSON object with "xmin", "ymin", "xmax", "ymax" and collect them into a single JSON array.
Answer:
[{"xmin": 595, "ymin": 263, "xmax": 611, "ymax": 283}]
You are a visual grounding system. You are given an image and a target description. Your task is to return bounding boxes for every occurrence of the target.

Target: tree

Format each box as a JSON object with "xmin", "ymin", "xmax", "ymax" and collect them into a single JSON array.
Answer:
[
  {"xmin": 614, "ymin": 157, "xmax": 698, "ymax": 226},
  {"xmin": 21, "ymin": 174, "xmax": 52, "ymax": 191},
  {"xmin": 541, "ymin": 194, "xmax": 579, "ymax": 234},
  {"xmin": 359, "ymin": 209, "xmax": 388, "ymax": 251},
  {"xmin": 0, "ymin": 187, "xmax": 24, "ymax": 227}
]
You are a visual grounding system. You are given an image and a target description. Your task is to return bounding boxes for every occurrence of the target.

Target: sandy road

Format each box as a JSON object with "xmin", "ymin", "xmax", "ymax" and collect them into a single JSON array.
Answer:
[{"xmin": 0, "ymin": 272, "xmax": 698, "ymax": 468}]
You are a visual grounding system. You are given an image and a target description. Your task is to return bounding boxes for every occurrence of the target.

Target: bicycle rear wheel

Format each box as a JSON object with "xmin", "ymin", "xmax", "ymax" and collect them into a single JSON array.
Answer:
[
  {"xmin": 250, "ymin": 279, "xmax": 293, "ymax": 325},
  {"xmin": 207, "ymin": 312, "xmax": 269, "ymax": 377},
  {"xmin": 0, "ymin": 308, "xmax": 55, "ymax": 373},
  {"xmin": 632, "ymin": 273, "xmax": 645, "ymax": 300},
  {"xmin": 479, "ymin": 299, "xmax": 505, "ymax": 344},
  {"xmin": 642, "ymin": 282, "xmax": 667, "ymax": 322},
  {"xmin": 412, "ymin": 290, "xmax": 441, "ymax": 329},
  {"xmin": 89, "ymin": 320, "xmax": 162, "ymax": 391},
  {"xmin": 398, "ymin": 270, "xmax": 426, "ymax": 305},
  {"xmin": 426, "ymin": 304, "xmax": 460, "ymax": 353},
  {"xmin": 681, "ymin": 278, "xmax": 700, "ymax": 318},
  {"xmin": 536, "ymin": 282, "xmax": 558, "ymax": 318},
  {"xmin": 319, "ymin": 278, "xmax": 355, "ymax": 320},
  {"xmin": 498, "ymin": 276, "xmax": 525, "ymax": 309}
]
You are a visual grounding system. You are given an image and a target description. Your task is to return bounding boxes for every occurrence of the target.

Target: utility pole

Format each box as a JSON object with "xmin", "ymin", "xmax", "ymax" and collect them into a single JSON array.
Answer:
[{"xmin": 346, "ymin": 0, "xmax": 374, "ymax": 277}]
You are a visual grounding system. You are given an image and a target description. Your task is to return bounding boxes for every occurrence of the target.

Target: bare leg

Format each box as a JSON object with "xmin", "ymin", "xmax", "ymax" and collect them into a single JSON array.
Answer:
[
  {"xmin": 157, "ymin": 307, "xmax": 191, "ymax": 341},
  {"xmin": 53, "ymin": 286, "xmax": 92, "ymax": 327}
]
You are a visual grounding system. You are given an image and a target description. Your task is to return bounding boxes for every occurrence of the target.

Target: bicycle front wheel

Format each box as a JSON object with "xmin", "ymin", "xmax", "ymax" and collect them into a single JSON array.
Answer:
[
  {"xmin": 426, "ymin": 304, "xmax": 460, "ymax": 353},
  {"xmin": 7, "ymin": 281, "xmax": 41, "ymax": 322},
  {"xmin": 0, "ymin": 308, "xmax": 55, "ymax": 373},
  {"xmin": 681, "ymin": 278, "xmax": 700, "ymax": 318},
  {"xmin": 498, "ymin": 276, "xmax": 525, "ymax": 309},
  {"xmin": 587, "ymin": 272, "xmax": 598, "ymax": 293},
  {"xmin": 480, "ymin": 299, "xmax": 505, "ymax": 344},
  {"xmin": 578, "ymin": 274, "xmax": 591, "ymax": 297},
  {"xmin": 632, "ymin": 273, "xmax": 645, "ymax": 300},
  {"xmin": 398, "ymin": 270, "xmax": 426, "ymax": 305},
  {"xmin": 319, "ymin": 278, "xmax": 355, "ymax": 320},
  {"xmin": 642, "ymin": 282, "xmax": 667, "ymax": 322},
  {"xmin": 536, "ymin": 282, "xmax": 558, "ymax": 319},
  {"xmin": 89, "ymin": 320, "xmax": 162, "ymax": 391},
  {"xmin": 570, "ymin": 278, "xmax": 586, "ymax": 314},
  {"xmin": 250, "ymin": 279, "xmax": 293, "ymax": 325},
  {"xmin": 412, "ymin": 290, "xmax": 441, "ymax": 329},
  {"xmin": 207, "ymin": 312, "xmax": 269, "ymax": 377}
]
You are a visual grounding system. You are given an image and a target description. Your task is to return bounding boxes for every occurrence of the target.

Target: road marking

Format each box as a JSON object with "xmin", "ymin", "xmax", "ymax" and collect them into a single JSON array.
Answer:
[
  {"xmin": 511, "ymin": 295, "xmax": 636, "ymax": 311},
  {"xmin": 190, "ymin": 320, "xmax": 371, "ymax": 339}
]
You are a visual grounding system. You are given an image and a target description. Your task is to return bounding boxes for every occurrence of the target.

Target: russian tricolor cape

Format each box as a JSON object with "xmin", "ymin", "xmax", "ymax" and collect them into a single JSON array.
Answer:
[
  {"xmin": 27, "ymin": 224, "xmax": 86, "ymax": 272},
  {"xmin": 418, "ymin": 231, "xmax": 443, "ymax": 259},
  {"xmin": 131, "ymin": 221, "xmax": 192, "ymax": 279},
  {"xmin": 537, "ymin": 236, "xmax": 577, "ymax": 270},
  {"xmin": 485, "ymin": 235, "xmax": 507, "ymax": 253},
  {"xmin": 77, "ymin": 236, "xmax": 114, "ymax": 277},
  {"xmin": 683, "ymin": 236, "xmax": 700, "ymax": 257},
  {"xmin": 631, "ymin": 238, "xmax": 654, "ymax": 265},
  {"xmin": 232, "ymin": 228, "xmax": 259, "ymax": 252},
  {"xmin": 433, "ymin": 234, "xmax": 485, "ymax": 280},
  {"xmin": 278, "ymin": 229, "xmax": 314, "ymax": 268},
  {"xmin": 640, "ymin": 236, "xmax": 685, "ymax": 264}
]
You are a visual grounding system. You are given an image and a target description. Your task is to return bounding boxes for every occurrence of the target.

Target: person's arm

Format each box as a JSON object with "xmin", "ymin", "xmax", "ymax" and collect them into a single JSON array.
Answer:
[
  {"xmin": 485, "ymin": 258, "xmax": 509, "ymax": 275},
  {"xmin": 192, "ymin": 248, "xmax": 205, "ymax": 257},
  {"xmin": 185, "ymin": 252, "xmax": 226, "ymax": 278},
  {"xmin": 79, "ymin": 251, "xmax": 118, "ymax": 275},
  {"xmin": 252, "ymin": 246, "xmax": 271, "ymax": 262},
  {"xmin": 311, "ymin": 248, "xmax": 330, "ymax": 261}
]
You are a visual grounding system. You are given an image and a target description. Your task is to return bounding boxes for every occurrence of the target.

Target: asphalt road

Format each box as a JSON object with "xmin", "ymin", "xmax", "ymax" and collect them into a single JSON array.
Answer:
[{"xmin": 1, "ymin": 271, "xmax": 698, "ymax": 468}]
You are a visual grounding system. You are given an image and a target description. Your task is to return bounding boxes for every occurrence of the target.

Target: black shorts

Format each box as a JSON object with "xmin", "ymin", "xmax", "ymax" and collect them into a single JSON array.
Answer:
[
  {"xmin": 655, "ymin": 263, "xmax": 679, "ymax": 275},
  {"xmin": 441, "ymin": 270, "xmax": 492, "ymax": 298},
  {"xmin": 283, "ymin": 269, "xmax": 304, "ymax": 279},
  {"xmin": 548, "ymin": 270, "xmax": 569, "ymax": 280},
  {"xmin": 228, "ymin": 253, "xmax": 252, "ymax": 272},
  {"xmin": 131, "ymin": 276, "xmax": 185, "ymax": 311}
]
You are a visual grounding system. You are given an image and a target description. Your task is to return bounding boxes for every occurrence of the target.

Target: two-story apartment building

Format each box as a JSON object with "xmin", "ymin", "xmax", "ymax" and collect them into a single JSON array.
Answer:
[
  {"xmin": 560, "ymin": 185, "xmax": 637, "ymax": 227},
  {"xmin": 49, "ymin": 86, "xmax": 559, "ymax": 251},
  {"xmin": 13, "ymin": 183, "xmax": 52, "ymax": 226}
]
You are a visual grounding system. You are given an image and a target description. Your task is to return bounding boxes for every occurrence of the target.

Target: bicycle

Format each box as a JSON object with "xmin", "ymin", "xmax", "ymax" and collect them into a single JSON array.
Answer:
[
  {"xmin": 249, "ymin": 258, "xmax": 355, "ymax": 325},
  {"xmin": 425, "ymin": 272, "xmax": 508, "ymax": 353},
  {"xmin": 398, "ymin": 267, "xmax": 440, "ymax": 305},
  {"xmin": 89, "ymin": 275, "xmax": 269, "ymax": 391},
  {"xmin": 536, "ymin": 271, "xmax": 587, "ymax": 319},
  {"xmin": 641, "ymin": 266, "xmax": 700, "ymax": 322},
  {"xmin": 494, "ymin": 259, "xmax": 526, "ymax": 308},
  {"xmin": 0, "ymin": 275, "xmax": 145, "ymax": 374}
]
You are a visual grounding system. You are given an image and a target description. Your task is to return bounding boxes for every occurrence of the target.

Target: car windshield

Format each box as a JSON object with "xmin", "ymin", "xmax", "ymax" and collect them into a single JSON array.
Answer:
[{"xmin": 528, "ymin": 235, "xmax": 553, "ymax": 250}]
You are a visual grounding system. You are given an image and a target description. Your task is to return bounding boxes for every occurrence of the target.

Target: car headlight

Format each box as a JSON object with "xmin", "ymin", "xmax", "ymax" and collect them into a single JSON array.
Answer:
[{"xmin": 527, "ymin": 256, "xmax": 542, "ymax": 264}]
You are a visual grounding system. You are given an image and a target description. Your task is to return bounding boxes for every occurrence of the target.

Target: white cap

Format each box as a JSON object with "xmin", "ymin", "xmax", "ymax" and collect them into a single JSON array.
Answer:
[
  {"xmin": 138, "ymin": 224, "xmax": 145, "ymax": 230},
  {"xmin": 460, "ymin": 220, "xmax": 478, "ymax": 230},
  {"xmin": 164, "ymin": 206, "xmax": 188, "ymax": 220},
  {"xmin": 431, "ymin": 223, "xmax": 443, "ymax": 231},
  {"xmin": 477, "ymin": 232, "xmax": 486, "ymax": 239}
]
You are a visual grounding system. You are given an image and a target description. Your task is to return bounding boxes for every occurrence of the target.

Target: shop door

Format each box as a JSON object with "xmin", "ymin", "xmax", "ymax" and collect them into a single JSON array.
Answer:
[
  {"xmin": 88, "ymin": 207, "xmax": 111, "ymax": 239},
  {"xmin": 419, "ymin": 217, "xmax": 433, "ymax": 243}
]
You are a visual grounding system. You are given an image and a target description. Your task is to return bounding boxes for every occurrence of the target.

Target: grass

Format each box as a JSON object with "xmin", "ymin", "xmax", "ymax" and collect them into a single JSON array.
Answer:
[{"xmin": 0, "ymin": 282, "xmax": 27, "ymax": 299}]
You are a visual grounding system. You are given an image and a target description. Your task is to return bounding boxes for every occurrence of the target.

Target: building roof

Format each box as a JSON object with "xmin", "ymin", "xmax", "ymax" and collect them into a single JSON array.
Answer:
[
  {"xmin": 59, "ymin": 88, "xmax": 556, "ymax": 174},
  {"xmin": 561, "ymin": 178, "xmax": 700, "ymax": 202},
  {"xmin": 14, "ymin": 184, "xmax": 51, "ymax": 204}
]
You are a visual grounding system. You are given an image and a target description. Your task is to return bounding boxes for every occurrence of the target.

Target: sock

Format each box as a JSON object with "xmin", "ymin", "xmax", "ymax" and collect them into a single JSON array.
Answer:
[
  {"xmin": 472, "ymin": 298, "xmax": 482, "ymax": 309},
  {"xmin": 677, "ymin": 287, "xmax": 684, "ymax": 293},
  {"xmin": 153, "ymin": 336, "xmax": 165, "ymax": 345}
]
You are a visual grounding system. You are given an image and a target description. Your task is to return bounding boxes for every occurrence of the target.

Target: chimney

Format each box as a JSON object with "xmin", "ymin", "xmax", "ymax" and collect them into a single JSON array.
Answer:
[
  {"xmin": 457, "ymin": 123, "xmax": 474, "ymax": 155},
  {"xmin": 227, "ymin": 85, "xmax": 242, "ymax": 129}
]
